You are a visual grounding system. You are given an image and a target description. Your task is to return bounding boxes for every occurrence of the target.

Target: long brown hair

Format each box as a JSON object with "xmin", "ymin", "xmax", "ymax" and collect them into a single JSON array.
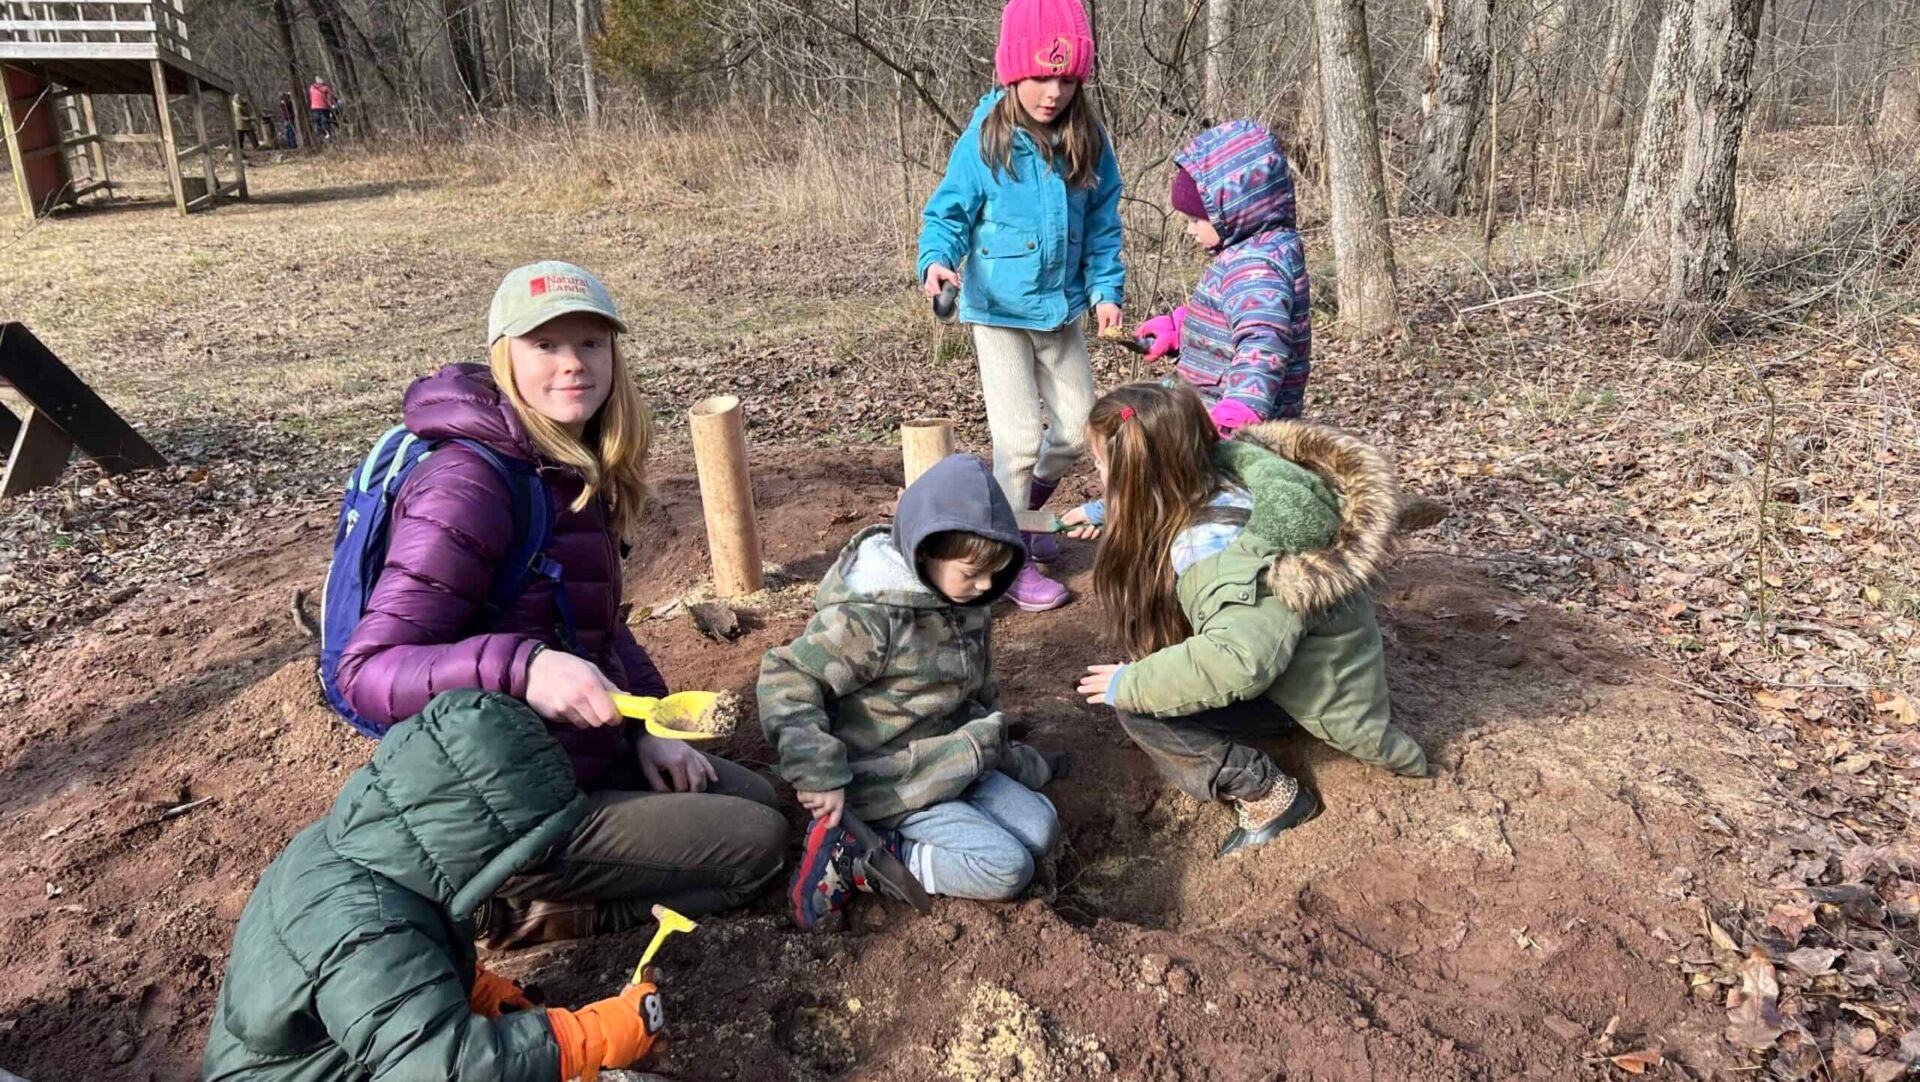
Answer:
[
  {"xmin": 1089, "ymin": 382, "xmax": 1222, "ymax": 659},
  {"xmin": 488, "ymin": 336, "xmax": 654, "ymax": 538},
  {"xmin": 978, "ymin": 84, "xmax": 1106, "ymax": 188}
]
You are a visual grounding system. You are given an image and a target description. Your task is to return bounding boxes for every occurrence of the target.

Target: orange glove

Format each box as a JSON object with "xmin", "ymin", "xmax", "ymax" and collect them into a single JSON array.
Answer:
[
  {"xmin": 470, "ymin": 963, "xmax": 535, "ymax": 1018},
  {"xmin": 546, "ymin": 981, "xmax": 663, "ymax": 1081}
]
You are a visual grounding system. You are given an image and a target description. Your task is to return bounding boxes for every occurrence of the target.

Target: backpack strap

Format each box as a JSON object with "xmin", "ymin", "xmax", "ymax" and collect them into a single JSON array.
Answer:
[{"xmin": 446, "ymin": 438, "xmax": 580, "ymax": 654}]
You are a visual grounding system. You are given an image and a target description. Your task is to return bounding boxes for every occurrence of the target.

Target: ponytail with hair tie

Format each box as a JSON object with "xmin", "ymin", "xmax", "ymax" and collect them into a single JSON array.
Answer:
[{"xmin": 1087, "ymin": 381, "xmax": 1222, "ymax": 657}]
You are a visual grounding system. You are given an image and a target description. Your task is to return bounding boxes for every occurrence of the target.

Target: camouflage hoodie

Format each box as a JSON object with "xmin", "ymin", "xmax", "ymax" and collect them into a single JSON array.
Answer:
[{"xmin": 758, "ymin": 455, "xmax": 1052, "ymax": 823}]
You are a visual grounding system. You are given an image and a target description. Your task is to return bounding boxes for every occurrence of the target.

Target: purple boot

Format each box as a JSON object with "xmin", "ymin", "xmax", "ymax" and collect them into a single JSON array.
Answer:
[
  {"xmin": 1027, "ymin": 477, "xmax": 1061, "ymax": 563},
  {"xmin": 1007, "ymin": 560, "xmax": 1070, "ymax": 612}
]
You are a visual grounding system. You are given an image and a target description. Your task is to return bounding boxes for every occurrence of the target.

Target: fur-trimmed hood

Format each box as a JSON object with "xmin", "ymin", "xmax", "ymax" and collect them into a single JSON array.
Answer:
[{"xmin": 1222, "ymin": 420, "xmax": 1401, "ymax": 615}]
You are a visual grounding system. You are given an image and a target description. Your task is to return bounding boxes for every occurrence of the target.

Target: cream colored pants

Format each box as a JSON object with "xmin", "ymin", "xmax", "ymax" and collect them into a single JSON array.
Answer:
[{"xmin": 971, "ymin": 322, "xmax": 1096, "ymax": 509}]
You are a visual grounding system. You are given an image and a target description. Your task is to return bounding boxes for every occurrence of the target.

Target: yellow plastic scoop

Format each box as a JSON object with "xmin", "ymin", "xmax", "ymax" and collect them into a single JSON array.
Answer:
[
  {"xmin": 611, "ymin": 691, "xmax": 726, "ymax": 741},
  {"xmin": 631, "ymin": 904, "xmax": 698, "ymax": 983}
]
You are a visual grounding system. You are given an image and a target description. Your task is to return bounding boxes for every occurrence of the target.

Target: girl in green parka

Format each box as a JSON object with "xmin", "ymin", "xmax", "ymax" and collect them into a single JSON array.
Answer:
[{"xmin": 1063, "ymin": 382, "xmax": 1428, "ymax": 857}]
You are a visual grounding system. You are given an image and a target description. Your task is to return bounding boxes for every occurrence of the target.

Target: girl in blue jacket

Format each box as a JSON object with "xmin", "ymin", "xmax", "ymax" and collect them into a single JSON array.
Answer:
[{"xmin": 917, "ymin": 0, "xmax": 1125, "ymax": 612}]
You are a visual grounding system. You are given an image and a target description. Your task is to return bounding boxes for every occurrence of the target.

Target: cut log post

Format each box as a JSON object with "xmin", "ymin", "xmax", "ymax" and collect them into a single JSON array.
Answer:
[
  {"xmin": 688, "ymin": 395, "xmax": 763, "ymax": 597},
  {"xmin": 900, "ymin": 417, "xmax": 955, "ymax": 487}
]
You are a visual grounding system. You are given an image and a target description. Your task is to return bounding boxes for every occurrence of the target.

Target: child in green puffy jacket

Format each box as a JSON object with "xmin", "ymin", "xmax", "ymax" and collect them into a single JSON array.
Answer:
[{"xmin": 1062, "ymin": 382, "xmax": 1428, "ymax": 858}]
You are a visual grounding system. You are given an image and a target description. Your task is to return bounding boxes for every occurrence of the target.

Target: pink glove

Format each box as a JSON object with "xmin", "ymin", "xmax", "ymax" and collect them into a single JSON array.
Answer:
[
  {"xmin": 1209, "ymin": 400, "xmax": 1262, "ymax": 437},
  {"xmin": 1132, "ymin": 306, "xmax": 1187, "ymax": 361}
]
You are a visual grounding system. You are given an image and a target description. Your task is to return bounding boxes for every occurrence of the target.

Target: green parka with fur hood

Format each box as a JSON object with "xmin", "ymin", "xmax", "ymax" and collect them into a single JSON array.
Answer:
[{"xmin": 1108, "ymin": 421, "xmax": 1428, "ymax": 777}]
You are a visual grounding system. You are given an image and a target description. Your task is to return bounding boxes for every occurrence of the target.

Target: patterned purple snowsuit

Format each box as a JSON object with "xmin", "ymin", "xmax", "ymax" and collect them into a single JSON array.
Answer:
[{"xmin": 1174, "ymin": 120, "xmax": 1311, "ymax": 421}]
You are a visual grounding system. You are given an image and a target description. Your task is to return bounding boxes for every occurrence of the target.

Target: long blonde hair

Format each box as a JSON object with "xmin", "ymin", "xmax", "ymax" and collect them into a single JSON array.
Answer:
[
  {"xmin": 488, "ymin": 337, "xmax": 653, "ymax": 538},
  {"xmin": 979, "ymin": 85, "xmax": 1106, "ymax": 188},
  {"xmin": 1088, "ymin": 382, "xmax": 1221, "ymax": 659}
]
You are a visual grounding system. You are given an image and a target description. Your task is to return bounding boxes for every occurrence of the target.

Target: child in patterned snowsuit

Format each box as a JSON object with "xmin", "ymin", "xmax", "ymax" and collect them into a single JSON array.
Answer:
[{"xmin": 1134, "ymin": 120, "xmax": 1312, "ymax": 434}]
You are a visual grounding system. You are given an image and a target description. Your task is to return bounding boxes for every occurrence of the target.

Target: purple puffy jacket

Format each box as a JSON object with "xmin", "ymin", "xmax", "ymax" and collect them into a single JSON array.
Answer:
[{"xmin": 334, "ymin": 363, "xmax": 666, "ymax": 788}]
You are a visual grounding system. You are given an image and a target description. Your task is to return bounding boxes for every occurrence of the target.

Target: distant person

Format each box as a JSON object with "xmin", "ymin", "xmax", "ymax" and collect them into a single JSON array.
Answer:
[
  {"xmin": 308, "ymin": 75, "xmax": 337, "ymax": 140},
  {"xmin": 1064, "ymin": 382, "xmax": 1428, "ymax": 857},
  {"xmin": 1132, "ymin": 120, "xmax": 1313, "ymax": 434},
  {"xmin": 759, "ymin": 454, "xmax": 1064, "ymax": 930},
  {"xmin": 201, "ymin": 692, "xmax": 667, "ymax": 1081},
  {"xmin": 234, "ymin": 96, "xmax": 260, "ymax": 149},
  {"xmin": 327, "ymin": 261, "xmax": 786, "ymax": 949},
  {"xmin": 277, "ymin": 91, "xmax": 296, "ymax": 147},
  {"xmin": 916, "ymin": 0, "xmax": 1126, "ymax": 613}
]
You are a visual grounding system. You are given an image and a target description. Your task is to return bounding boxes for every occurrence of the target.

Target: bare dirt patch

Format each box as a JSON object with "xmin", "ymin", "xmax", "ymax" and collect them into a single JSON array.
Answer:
[{"xmin": 0, "ymin": 446, "xmax": 1766, "ymax": 1081}]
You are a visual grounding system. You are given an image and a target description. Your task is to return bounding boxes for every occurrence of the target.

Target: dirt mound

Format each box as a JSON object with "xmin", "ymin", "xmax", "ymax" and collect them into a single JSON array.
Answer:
[{"xmin": 0, "ymin": 447, "xmax": 1768, "ymax": 1081}]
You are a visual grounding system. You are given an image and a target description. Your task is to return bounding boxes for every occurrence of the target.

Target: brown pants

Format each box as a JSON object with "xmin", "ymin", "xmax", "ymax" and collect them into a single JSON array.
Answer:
[{"xmin": 500, "ymin": 752, "xmax": 788, "ymax": 933}]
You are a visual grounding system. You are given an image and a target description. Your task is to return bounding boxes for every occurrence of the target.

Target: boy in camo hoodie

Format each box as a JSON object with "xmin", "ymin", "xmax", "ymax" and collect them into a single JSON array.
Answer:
[{"xmin": 759, "ymin": 454, "xmax": 1062, "ymax": 930}]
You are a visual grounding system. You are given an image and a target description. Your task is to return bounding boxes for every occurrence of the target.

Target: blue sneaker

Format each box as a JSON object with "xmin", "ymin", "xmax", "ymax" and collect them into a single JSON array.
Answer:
[{"xmin": 788, "ymin": 818, "xmax": 903, "ymax": 930}]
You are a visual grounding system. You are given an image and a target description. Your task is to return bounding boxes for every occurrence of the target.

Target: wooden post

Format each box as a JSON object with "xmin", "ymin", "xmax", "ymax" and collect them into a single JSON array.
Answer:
[
  {"xmin": 901, "ymin": 417, "xmax": 955, "ymax": 487},
  {"xmin": 1, "ymin": 407, "xmax": 76, "ymax": 499},
  {"xmin": 79, "ymin": 93, "xmax": 109, "ymax": 192},
  {"xmin": 227, "ymin": 92, "xmax": 248, "ymax": 198},
  {"xmin": 188, "ymin": 75, "xmax": 216, "ymax": 206},
  {"xmin": 688, "ymin": 395, "xmax": 763, "ymax": 597},
  {"xmin": 0, "ymin": 64, "xmax": 33, "ymax": 219},
  {"xmin": 149, "ymin": 60, "xmax": 186, "ymax": 215}
]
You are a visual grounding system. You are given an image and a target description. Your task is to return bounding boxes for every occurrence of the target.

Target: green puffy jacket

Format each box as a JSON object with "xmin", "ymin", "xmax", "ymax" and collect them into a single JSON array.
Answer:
[
  {"xmin": 1111, "ymin": 421, "xmax": 1429, "ymax": 777},
  {"xmin": 201, "ymin": 691, "xmax": 586, "ymax": 1081}
]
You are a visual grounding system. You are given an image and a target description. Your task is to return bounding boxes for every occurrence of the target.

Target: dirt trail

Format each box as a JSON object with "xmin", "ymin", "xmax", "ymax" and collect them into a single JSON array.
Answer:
[{"xmin": 0, "ymin": 447, "xmax": 1766, "ymax": 1080}]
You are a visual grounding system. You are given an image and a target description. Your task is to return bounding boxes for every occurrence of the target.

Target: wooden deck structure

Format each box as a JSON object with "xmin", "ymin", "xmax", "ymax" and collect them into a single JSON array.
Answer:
[{"xmin": 0, "ymin": 0, "xmax": 247, "ymax": 216}]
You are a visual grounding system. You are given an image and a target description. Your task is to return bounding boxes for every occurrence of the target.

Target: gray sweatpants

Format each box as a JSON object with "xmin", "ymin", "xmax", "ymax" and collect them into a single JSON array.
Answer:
[
  {"xmin": 972, "ymin": 322, "xmax": 1097, "ymax": 510},
  {"xmin": 898, "ymin": 771, "xmax": 1059, "ymax": 901}
]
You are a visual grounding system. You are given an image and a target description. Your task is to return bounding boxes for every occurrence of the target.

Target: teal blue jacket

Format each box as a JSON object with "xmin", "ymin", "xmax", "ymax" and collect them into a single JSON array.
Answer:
[{"xmin": 917, "ymin": 91, "xmax": 1126, "ymax": 330}]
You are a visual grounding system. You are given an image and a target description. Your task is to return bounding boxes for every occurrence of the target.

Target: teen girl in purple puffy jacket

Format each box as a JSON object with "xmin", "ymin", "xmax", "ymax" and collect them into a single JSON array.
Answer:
[{"xmin": 335, "ymin": 261, "xmax": 786, "ymax": 949}]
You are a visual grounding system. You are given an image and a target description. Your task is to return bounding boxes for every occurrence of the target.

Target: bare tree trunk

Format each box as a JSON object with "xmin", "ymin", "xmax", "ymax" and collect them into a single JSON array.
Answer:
[
  {"xmin": 494, "ymin": 0, "xmax": 517, "ymax": 109},
  {"xmin": 1660, "ymin": 0, "xmax": 1766, "ymax": 358},
  {"xmin": 305, "ymin": 0, "xmax": 363, "ymax": 103},
  {"xmin": 1310, "ymin": 0, "xmax": 1402, "ymax": 335},
  {"xmin": 1598, "ymin": 0, "xmax": 1693, "ymax": 290},
  {"xmin": 1205, "ymin": 0, "xmax": 1232, "ymax": 120},
  {"xmin": 1594, "ymin": 0, "xmax": 1646, "ymax": 129},
  {"xmin": 444, "ymin": 0, "xmax": 488, "ymax": 108},
  {"xmin": 575, "ymin": 0, "xmax": 599, "ymax": 130},
  {"xmin": 1402, "ymin": 0, "xmax": 1492, "ymax": 215},
  {"xmin": 1877, "ymin": 67, "xmax": 1920, "ymax": 148},
  {"xmin": 272, "ymin": 0, "xmax": 314, "ymax": 148}
]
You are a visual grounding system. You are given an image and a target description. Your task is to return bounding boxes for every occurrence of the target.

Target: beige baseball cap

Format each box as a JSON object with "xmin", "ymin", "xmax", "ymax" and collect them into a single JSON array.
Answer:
[{"xmin": 487, "ymin": 261, "xmax": 628, "ymax": 344}]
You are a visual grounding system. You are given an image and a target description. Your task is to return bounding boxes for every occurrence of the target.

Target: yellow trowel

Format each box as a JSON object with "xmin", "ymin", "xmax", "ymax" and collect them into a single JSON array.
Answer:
[
  {"xmin": 630, "ymin": 904, "xmax": 698, "ymax": 983},
  {"xmin": 610, "ymin": 691, "xmax": 726, "ymax": 741}
]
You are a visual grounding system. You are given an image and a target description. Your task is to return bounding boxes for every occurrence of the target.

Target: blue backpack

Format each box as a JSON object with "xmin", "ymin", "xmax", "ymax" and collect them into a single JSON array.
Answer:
[{"xmin": 317, "ymin": 425, "xmax": 574, "ymax": 737}]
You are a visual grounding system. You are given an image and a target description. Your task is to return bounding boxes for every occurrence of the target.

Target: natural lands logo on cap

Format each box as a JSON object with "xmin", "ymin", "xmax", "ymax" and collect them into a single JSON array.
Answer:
[{"xmin": 529, "ymin": 273, "xmax": 592, "ymax": 298}]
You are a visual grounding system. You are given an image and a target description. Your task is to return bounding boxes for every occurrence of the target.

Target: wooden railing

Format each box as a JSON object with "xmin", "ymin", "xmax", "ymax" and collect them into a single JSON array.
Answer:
[{"xmin": 0, "ymin": 0, "xmax": 192, "ymax": 59}]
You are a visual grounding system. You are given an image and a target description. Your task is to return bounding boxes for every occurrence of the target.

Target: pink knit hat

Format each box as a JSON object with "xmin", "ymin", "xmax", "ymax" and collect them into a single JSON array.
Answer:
[{"xmin": 995, "ymin": 0, "xmax": 1094, "ymax": 85}]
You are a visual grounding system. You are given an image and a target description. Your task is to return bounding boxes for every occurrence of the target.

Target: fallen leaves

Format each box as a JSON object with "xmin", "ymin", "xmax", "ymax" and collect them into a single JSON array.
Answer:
[
  {"xmin": 1782, "ymin": 946, "xmax": 1842, "ymax": 977},
  {"xmin": 1607, "ymin": 1048, "xmax": 1664, "ymax": 1074},
  {"xmin": 1871, "ymin": 690, "xmax": 1917, "ymax": 727},
  {"xmin": 1764, "ymin": 903, "xmax": 1817, "ymax": 943},
  {"xmin": 1725, "ymin": 952, "xmax": 1787, "ymax": 1050}
]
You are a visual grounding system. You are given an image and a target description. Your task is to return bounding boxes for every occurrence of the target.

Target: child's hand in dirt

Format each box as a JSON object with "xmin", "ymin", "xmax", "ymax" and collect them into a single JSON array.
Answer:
[
  {"xmin": 924, "ymin": 265, "xmax": 961, "ymax": 297},
  {"xmin": 1078, "ymin": 663, "xmax": 1125, "ymax": 706},
  {"xmin": 796, "ymin": 788, "xmax": 846, "ymax": 828},
  {"xmin": 1059, "ymin": 505, "xmax": 1101, "ymax": 542},
  {"xmin": 1095, "ymin": 303, "xmax": 1124, "ymax": 337},
  {"xmin": 637, "ymin": 735, "xmax": 720, "ymax": 792},
  {"xmin": 526, "ymin": 648, "xmax": 621, "ymax": 728}
]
